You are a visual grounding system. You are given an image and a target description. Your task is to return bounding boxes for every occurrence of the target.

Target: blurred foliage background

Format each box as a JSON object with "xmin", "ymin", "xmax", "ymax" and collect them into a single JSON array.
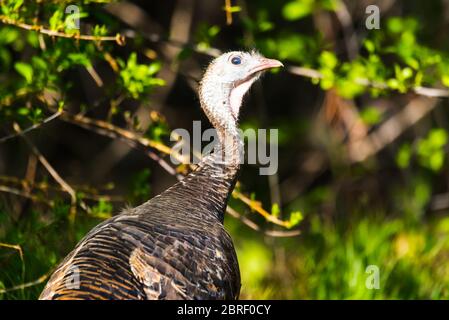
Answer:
[{"xmin": 2, "ymin": 0, "xmax": 449, "ymax": 299}]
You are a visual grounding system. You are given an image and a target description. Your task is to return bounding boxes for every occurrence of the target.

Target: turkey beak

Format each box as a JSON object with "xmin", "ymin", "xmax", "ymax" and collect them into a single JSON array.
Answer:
[{"xmin": 250, "ymin": 58, "xmax": 284, "ymax": 75}]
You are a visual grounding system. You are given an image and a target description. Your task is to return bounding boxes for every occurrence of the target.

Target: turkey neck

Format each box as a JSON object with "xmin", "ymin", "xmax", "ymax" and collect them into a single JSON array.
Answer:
[
  {"xmin": 169, "ymin": 81, "xmax": 243, "ymax": 223},
  {"xmin": 141, "ymin": 80, "xmax": 241, "ymax": 223}
]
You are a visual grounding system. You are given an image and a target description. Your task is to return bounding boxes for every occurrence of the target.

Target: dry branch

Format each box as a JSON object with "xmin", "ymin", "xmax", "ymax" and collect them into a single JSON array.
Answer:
[
  {"xmin": 12, "ymin": 123, "xmax": 85, "ymax": 220},
  {"xmin": 287, "ymin": 66, "xmax": 449, "ymax": 99},
  {"xmin": 59, "ymin": 111, "xmax": 297, "ymax": 231},
  {"xmin": 0, "ymin": 15, "xmax": 125, "ymax": 45},
  {"xmin": 0, "ymin": 185, "xmax": 54, "ymax": 207},
  {"xmin": 348, "ymin": 97, "xmax": 439, "ymax": 163},
  {"xmin": 0, "ymin": 175, "xmax": 124, "ymax": 203},
  {"xmin": 0, "ymin": 242, "xmax": 24, "ymax": 262},
  {"xmin": 0, "ymin": 272, "xmax": 51, "ymax": 294},
  {"xmin": 226, "ymin": 207, "xmax": 301, "ymax": 237},
  {"xmin": 0, "ymin": 111, "xmax": 62, "ymax": 144}
]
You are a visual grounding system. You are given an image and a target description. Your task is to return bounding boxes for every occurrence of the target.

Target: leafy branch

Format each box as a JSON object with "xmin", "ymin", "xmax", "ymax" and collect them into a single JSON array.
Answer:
[
  {"xmin": 287, "ymin": 65, "xmax": 449, "ymax": 98},
  {"xmin": 0, "ymin": 14, "xmax": 125, "ymax": 45}
]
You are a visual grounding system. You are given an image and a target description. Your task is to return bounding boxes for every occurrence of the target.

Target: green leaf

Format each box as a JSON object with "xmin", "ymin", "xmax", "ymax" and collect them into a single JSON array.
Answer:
[
  {"xmin": 12, "ymin": 0, "xmax": 24, "ymax": 11},
  {"xmin": 287, "ymin": 211, "xmax": 303, "ymax": 228},
  {"xmin": 0, "ymin": 27, "xmax": 20, "ymax": 45},
  {"xmin": 402, "ymin": 67, "xmax": 413, "ymax": 79},
  {"xmin": 14, "ymin": 62, "xmax": 33, "ymax": 83},
  {"xmin": 387, "ymin": 17, "xmax": 403, "ymax": 33},
  {"xmin": 282, "ymin": 0, "xmax": 313, "ymax": 21},
  {"xmin": 224, "ymin": 6, "xmax": 241, "ymax": 13},
  {"xmin": 442, "ymin": 75, "xmax": 449, "ymax": 87},
  {"xmin": 148, "ymin": 78, "xmax": 166, "ymax": 86},
  {"xmin": 429, "ymin": 151, "xmax": 445, "ymax": 171},
  {"xmin": 195, "ymin": 23, "xmax": 221, "ymax": 48},
  {"xmin": 90, "ymin": 199, "xmax": 113, "ymax": 219},
  {"xmin": 405, "ymin": 57, "xmax": 419, "ymax": 70},
  {"xmin": 208, "ymin": 25, "xmax": 221, "ymax": 37},
  {"xmin": 387, "ymin": 78, "xmax": 399, "ymax": 89},
  {"xmin": 119, "ymin": 53, "xmax": 165, "ymax": 99},
  {"xmin": 360, "ymin": 107, "xmax": 382, "ymax": 125},
  {"xmin": 321, "ymin": 0, "xmax": 338, "ymax": 11},
  {"xmin": 319, "ymin": 51, "xmax": 338, "ymax": 69},
  {"xmin": 364, "ymin": 40, "xmax": 375, "ymax": 53},
  {"xmin": 271, "ymin": 203, "xmax": 280, "ymax": 218},
  {"xmin": 64, "ymin": 12, "xmax": 88, "ymax": 30},
  {"xmin": 429, "ymin": 129, "xmax": 447, "ymax": 148},
  {"xmin": 31, "ymin": 56, "xmax": 47, "ymax": 71},
  {"xmin": 417, "ymin": 129, "xmax": 448, "ymax": 171},
  {"xmin": 414, "ymin": 71, "xmax": 423, "ymax": 86},
  {"xmin": 49, "ymin": 10, "xmax": 64, "ymax": 30},
  {"xmin": 148, "ymin": 62, "xmax": 162, "ymax": 75},
  {"xmin": 67, "ymin": 53, "xmax": 91, "ymax": 66},
  {"xmin": 396, "ymin": 143, "xmax": 412, "ymax": 169},
  {"xmin": 319, "ymin": 68, "xmax": 335, "ymax": 90},
  {"xmin": 17, "ymin": 107, "xmax": 29, "ymax": 115}
]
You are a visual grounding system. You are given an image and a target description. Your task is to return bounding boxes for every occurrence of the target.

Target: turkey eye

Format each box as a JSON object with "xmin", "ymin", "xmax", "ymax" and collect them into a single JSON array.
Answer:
[{"xmin": 231, "ymin": 56, "xmax": 242, "ymax": 65}]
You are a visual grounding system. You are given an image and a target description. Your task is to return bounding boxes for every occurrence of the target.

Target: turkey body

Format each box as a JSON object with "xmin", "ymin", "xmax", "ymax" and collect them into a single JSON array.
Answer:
[
  {"xmin": 39, "ymin": 51, "xmax": 282, "ymax": 300},
  {"xmin": 40, "ymin": 160, "xmax": 241, "ymax": 300}
]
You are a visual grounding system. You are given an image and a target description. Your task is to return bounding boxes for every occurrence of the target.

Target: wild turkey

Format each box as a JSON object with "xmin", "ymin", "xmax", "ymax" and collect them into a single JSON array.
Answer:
[{"xmin": 39, "ymin": 51, "xmax": 283, "ymax": 300}]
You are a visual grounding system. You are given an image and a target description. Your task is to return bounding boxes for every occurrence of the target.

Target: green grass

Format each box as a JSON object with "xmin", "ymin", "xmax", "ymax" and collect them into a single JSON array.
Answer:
[
  {"xmin": 230, "ymin": 213, "xmax": 449, "ymax": 299},
  {"xmin": 2, "ymin": 201, "xmax": 449, "ymax": 299}
]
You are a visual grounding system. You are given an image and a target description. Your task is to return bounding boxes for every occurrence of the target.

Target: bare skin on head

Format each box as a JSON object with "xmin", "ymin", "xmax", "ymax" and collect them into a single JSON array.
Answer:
[
  {"xmin": 199, "ymin": 51, "xmax": 283, "ymax": 167},
  {"xmin": 39, "ymin": 51, "xmax": 282, "ymax": 300},
  {"xmin": 200, "ymin": 51, "xmax": 283, "ymax": 130}
]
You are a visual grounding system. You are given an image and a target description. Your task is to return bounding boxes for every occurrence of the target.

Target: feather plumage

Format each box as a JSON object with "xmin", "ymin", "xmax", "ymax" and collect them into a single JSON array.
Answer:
[{"xmin": 39, "ymin": 51, "xmax": 282, "ymax": 300}]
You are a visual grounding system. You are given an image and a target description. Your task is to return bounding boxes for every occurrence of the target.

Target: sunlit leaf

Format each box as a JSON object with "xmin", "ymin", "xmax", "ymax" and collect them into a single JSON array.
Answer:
[{"xmin": 14, "ymin": 62, "xmax": 33, "ymax": 83}]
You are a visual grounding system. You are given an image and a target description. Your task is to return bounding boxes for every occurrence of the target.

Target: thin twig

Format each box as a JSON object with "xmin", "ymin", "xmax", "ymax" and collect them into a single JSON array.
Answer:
[
  {"xmin": 231, "ymin": 191, "xmax": 291, "ymax": 228},
  {"xmin": 134, "ymin": 25, "xmax": 449, "ymax": 99},
  {"xmin": 224, "ymin": 0, "xmax": 233, "ymax": 25},
  {"xmin": 0, "ymin": 176, "xmax": 123, "ymax": 202},
  {"xmin": 0, "ymin": 242, "xmax": 24, "ymax": 262},
  {"xmin": 105, "ymin": 4, "xmax": 449, "ymax": 98},
  {"xmin": 3, "ymin": 9, "xmax": 446, "ymax": 99},
  {"xmin": 414, "ymin": 86, "xmax": 449, "ymax": 98},
  {"xmin": 0, "ymin": 272, "xmax": 51, "ymax": 294},
  {"xmin": 116, "ymin": 16, "xmax": 449, "ymax": 99},
  {"xmin": 85, "ymin": 65, "xmax": 104, "ymax": 87},
  {"xmin": 0, "ymin": 15, "xmax": 125, "ymax": 45},
  {"xmin": 0, "ymin": 185, "xmax": 54, "ymax": 207},
  {"xmin": 59, "ymin": 112, "xmax": 175, "ymax": 157},
  {"xmin": 348, "ymin": 96, "xmax": 438, "ymax": 162},
  {"xmin": 59, "ymin": 111, "xmax": 295, "ymax": 229},
  {"xmin": 226, "ymin": 207, "xmax": 300, "ymax": 237},
  {"xmin": 288, "ymin": 66, "xmax": 449, "ymax": 98},
  {"xmin": 0, "ymin": 111, "xmax": 62, "ymax": 144},
  {"xmin": 334, "ymin": 0, "xmax": 358, "ymax": 60},
  {"xmin": 0, "ymin": 242, "xmax": 26, "ymax": 288},
  {"xmin": 13, "ymin": 123, "xmax": 85, "ymax": 221},
  {"xmin": 59, "ymin": 111, "xmax": 184, "ymax": 179}
]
